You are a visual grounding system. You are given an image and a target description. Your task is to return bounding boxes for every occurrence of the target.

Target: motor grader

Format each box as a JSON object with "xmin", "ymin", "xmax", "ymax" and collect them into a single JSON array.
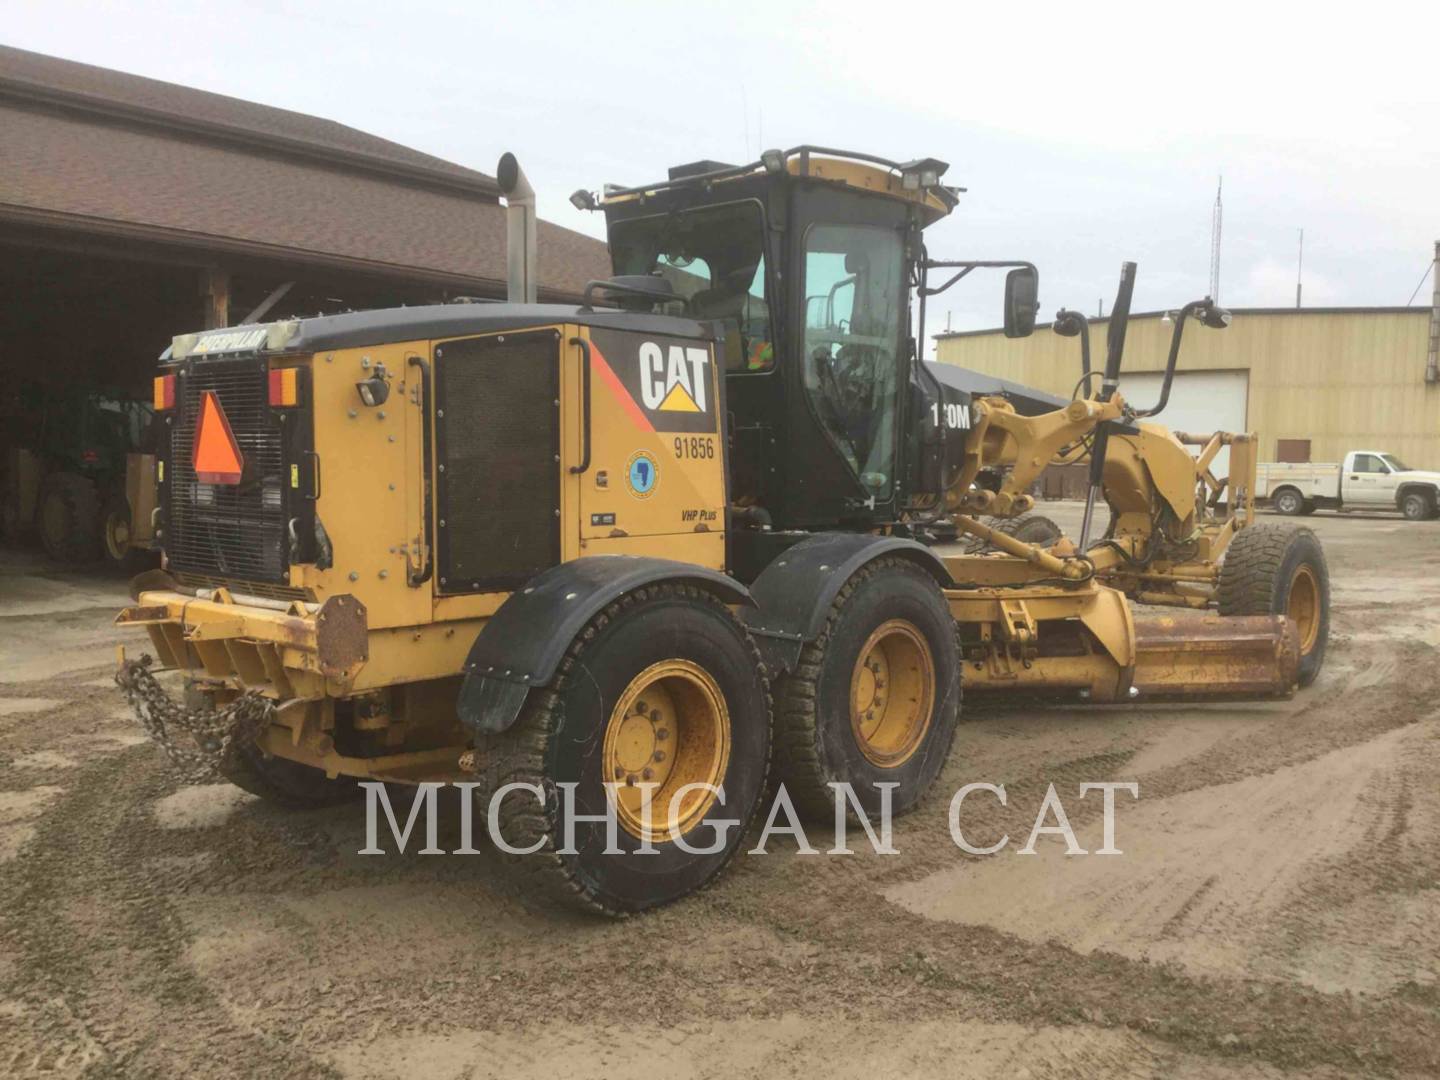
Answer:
[{"xmin": 116, "ymin": 146, "xmax": 1329, "ymax": 914}]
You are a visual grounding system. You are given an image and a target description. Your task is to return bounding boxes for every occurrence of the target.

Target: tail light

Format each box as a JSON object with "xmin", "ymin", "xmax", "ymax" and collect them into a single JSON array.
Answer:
[
  {"xmin": 268, "ymin": 367, "xmax": 299, "ymax": 407},
  {"xmin": 153, "ymin": 374, "xmax": 176, "ymax": 410}
]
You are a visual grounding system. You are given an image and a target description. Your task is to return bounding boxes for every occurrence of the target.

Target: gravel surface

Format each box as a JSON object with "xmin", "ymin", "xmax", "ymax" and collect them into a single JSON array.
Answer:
[{"xmin": 1, "ymin": 508, "xmax": 1437, "ymax": 1078}]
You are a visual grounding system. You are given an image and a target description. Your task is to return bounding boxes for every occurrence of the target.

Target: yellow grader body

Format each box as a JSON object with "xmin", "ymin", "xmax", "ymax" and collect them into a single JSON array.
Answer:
[{"xmin": 117, "ymin": 147, "xmax": 1326, "ymax": 912}]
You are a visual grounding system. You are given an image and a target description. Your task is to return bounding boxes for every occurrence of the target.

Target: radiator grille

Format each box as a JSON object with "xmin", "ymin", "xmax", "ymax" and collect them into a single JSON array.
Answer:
[
  {"xmin": 435, "ymin": 331, "xmax": 560, "ymax": 591},
  {"xmin": 166, "ymin": 358, "xmax": 289, "ymax": 581}
]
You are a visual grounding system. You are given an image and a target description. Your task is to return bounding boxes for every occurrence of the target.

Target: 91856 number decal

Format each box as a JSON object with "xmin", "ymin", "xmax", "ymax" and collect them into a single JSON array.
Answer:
[{"xmin": 674, "ymin": 436, "xmax": 716, "ymax": 460}]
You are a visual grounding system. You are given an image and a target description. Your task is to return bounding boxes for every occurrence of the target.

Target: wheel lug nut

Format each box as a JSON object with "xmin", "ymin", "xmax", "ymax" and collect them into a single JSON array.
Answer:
[
  {"xmin": 626, "ymin": 774, "xmax": 638, "ymax": 786},
  {"xmin": 653, "ymin": 750, "xmax": 666, "ymax": 762},
  {"xmin": 874, "ymin": 679, "xmax": 885, "ymax": 689},
  {"xmin": 655, "ymin": 729, "xmax": 669, "ymax": 741},
  {"xmin": 613, "ymin": 766, "xmax": 625, "ymax": 779},
  {"xmin": 642, "ymin": 767, "xmax": 654, "ymax": 780},
  {"xmin": 636, "ymin": 700, "xmax": 648, "ymax": 715}
]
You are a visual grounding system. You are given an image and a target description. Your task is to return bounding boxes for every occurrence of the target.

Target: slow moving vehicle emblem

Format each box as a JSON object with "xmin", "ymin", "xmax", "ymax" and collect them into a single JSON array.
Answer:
[{"xmin": 192, "ymin": 391, "xmax": 245, "ymax": 484}]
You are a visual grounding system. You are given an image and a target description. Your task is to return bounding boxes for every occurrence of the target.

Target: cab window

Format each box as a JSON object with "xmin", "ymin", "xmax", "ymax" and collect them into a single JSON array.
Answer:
[
  {"xmin": 801, "ymin": 223, "xmax": 904, "ymax": 499},
  {"xmin": 609, "ymin": 202, "xmax": 774, "ymax": 373},
  {"xmin": 1353, "ymin": 453, "xmax": 1388, "ymax": 474}
]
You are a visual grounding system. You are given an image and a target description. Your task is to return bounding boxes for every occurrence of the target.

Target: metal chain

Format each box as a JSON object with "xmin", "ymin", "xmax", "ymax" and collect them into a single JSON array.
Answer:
[{"xmin": 115, "ymin": 655, "xmax": 276, "ymax": 784}]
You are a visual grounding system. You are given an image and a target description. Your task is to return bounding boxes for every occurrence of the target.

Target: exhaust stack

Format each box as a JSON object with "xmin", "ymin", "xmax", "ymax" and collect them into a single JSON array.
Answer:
[{"xmin": 497, "ymin": 152, "xmax": 537, "ymax": 304}]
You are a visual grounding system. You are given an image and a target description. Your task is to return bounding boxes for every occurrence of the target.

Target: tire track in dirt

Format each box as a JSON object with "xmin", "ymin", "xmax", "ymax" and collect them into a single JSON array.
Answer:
[
  {"xmin": 0, "ymin": 746, "xmax": 341, "ymax": 1078},
  {"xmin": 3, "ymin": 515, "xmax": 1437, "ymax": 1077}
]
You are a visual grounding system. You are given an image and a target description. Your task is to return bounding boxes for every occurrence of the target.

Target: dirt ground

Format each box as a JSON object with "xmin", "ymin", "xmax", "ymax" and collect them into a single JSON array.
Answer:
[{"xmin": 1, "ymin": 506, "xmax": 1438, "ymax": 1079}]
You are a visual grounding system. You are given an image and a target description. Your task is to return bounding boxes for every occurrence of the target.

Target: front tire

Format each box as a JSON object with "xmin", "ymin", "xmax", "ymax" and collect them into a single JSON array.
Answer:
[
  {"xmin": 100, "ymin": 493, "xmax": 151, "ymax": 572},
  {"xmin": 1400, "ymin": 490, "xmax": 1433, "ymax": 521},
  {"xmin": 1219, "ymin": 524, "xmax": 1330, "ymax": 687},
  {"xmin": 774, "ymin": 558, "xmax": 961, "ymax": 821},
  {"xmin": 2, "ymin": 490, "xmax": 33, "ymax": 546},
  {"xmin": 38, "ymin": 473, "xmax": 100, "ymax": 563},
  {"xmin": 478, "ymin": 584, "xmax": 771, "ymax": 915}
]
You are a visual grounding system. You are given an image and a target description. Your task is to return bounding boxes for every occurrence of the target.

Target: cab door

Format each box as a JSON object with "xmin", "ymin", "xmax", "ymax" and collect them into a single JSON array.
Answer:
[
  {"xmin": 781, "ymin": 183, "xmax": 911, "ymax": 528},
  {"xmin": 1346, "ymin": 453, "xmax": 1391, "ymax": 505}
]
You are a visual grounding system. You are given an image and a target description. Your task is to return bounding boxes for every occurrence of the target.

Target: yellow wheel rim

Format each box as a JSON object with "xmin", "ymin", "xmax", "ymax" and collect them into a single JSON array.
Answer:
[
  {"xmin": 850, "ymin": 619, "xmax": 935, "ymax": 768},
  {"xmin": 601, "ymin": 660, "xmax": 729, "ymax": 843},
  {"xmin": 105, "ymin": 513, "xmax": 130, "ymax": 560},
  {"xmin": 1288, "ymin": 565, "xmax": 1320, "ymax": 655}
]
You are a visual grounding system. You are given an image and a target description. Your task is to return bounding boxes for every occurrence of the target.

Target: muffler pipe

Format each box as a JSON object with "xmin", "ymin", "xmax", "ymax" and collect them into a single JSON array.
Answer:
[{"xmin": 497, "ymin": 152, "xmax": 537, "ymax": 303}]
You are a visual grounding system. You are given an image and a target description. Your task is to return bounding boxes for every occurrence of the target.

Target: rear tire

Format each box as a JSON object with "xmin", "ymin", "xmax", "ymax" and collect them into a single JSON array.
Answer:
[
  {"xmin": 774, "ymin": 558, "xmax": 961, "ymax": 821},
  {"xmin": 38, "ymin": 473, "xmax": 100, "ymax": 563},
  {"xmin": 1, "ymin": 491, "xmax": 32, "ymax": 546},
  {"xmin": 963, "ymin": 513, "xmax": 1064, "ymax": 553},
  {"xmin": 1219, "ymin": 524, "xmax": 1330, "ymax": 687},
  {"xmin": 477, "ymin": 584, "xmax": 772, "ymax": 915},
  {"xmin": 1400, "ymin": 490, "xmax": 1433, "ymax": 521},
  {"xmin": 185, "ymin": 680, "xmax": 360, "ymax": 808},
  {"xmin": 220, "ymin": 743, "xmax": 362, "ymax": 810},
  {"xmin": 1272, "ymin": 488, "xmax": 1305, "ymax": 516}
]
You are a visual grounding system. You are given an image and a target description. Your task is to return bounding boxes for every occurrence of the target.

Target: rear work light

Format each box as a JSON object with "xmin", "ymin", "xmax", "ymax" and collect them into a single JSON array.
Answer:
[
  {"xmin": 153, "ymin": 374, "xmax": 176, "ymax": 410},
  {"xmin": 268, "ymin": 366, "xmax": 299, "ymax": 407}
]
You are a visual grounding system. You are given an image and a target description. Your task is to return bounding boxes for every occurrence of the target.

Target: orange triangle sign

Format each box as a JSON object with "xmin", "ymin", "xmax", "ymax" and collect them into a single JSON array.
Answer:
[{"xmin": 193, "ymin": 390, "xmax": 245, "ymax": 484}]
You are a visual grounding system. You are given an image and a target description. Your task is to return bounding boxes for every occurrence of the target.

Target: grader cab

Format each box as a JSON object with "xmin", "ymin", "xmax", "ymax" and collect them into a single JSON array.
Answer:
[{"xmin": 117, "ymin": 147, "xmax": 1328, "ymax": 914}]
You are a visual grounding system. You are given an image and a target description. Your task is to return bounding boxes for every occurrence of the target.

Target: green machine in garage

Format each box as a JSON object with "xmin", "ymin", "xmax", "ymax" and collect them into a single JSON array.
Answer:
[{"xmin": 1, "ymin": 383, "xmax": 158, "ymax": 568}]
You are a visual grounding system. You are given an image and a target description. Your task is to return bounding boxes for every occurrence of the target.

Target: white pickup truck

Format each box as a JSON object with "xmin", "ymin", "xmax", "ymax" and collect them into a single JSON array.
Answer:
[{"xmin": 1258, "ymin": 450, "xmax": 1440, "ymax": 520}]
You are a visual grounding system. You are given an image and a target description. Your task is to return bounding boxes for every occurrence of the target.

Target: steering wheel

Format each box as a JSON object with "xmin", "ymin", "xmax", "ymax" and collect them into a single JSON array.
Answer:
[{"xmin": 830, "ymin": 344, "xmax": 878, "ymax": 416}]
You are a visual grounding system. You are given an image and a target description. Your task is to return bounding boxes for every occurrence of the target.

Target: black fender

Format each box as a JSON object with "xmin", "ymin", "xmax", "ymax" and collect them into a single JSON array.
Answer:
[
  {"xmin": 739, "ymin": 532, "xmax": 953, "ymax": 675},
  {"xmin": 457, "ymin": 556, "xmax": 751, "ymax": 735}
]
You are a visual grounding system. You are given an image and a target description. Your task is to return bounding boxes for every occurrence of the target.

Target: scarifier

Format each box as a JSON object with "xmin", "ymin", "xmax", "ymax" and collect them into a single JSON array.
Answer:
[{"xmin": 117, "ymin": 147, "xmax": 1329, "ymax": 913}]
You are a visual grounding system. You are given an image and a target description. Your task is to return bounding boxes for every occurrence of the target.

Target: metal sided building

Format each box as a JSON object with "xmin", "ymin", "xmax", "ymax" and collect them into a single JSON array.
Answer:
[{"xmin": 935, "ymin": 306, "xmax": 1440, "ymax": 471}]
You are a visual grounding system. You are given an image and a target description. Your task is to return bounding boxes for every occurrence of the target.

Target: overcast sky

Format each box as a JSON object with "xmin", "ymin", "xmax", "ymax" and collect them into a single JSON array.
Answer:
[{"xmin": 7, "ymin": 1, "xmax": 1438, "ymax": 338}]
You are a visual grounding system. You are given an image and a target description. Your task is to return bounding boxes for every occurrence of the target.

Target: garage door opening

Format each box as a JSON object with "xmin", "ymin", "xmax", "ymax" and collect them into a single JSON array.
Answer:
[{"xmin": 1117, "ymin": 369, "xmax": 1249, "ymax": 478}]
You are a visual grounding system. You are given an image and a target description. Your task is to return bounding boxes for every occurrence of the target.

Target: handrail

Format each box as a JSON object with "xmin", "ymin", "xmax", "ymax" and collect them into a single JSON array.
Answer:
[
  {"xmin": 406, "ymin": 355, "xmax": 434, "ymax": 587},
  {"xmin": 568, "ymin": 337, "xmax": 592, "ymax": 475}
]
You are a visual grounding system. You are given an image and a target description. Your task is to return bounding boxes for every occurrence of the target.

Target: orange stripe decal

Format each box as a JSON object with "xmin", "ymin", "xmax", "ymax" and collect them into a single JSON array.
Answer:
[{"xmin": 589, "ymin": 341, "xmax": 654, "ymax": 433}]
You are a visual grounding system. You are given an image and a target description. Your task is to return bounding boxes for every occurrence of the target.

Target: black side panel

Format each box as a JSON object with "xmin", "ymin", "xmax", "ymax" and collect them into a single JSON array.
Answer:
[{"xmin": 435, "ymin": 330, "xmax": 561, "ymax": 593}]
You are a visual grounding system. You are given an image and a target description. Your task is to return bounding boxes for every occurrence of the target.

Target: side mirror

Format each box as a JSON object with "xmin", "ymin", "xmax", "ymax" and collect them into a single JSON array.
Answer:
[{"xmin": 1003, "ymin": 267, "xmax": 1039, "ymax": 338}]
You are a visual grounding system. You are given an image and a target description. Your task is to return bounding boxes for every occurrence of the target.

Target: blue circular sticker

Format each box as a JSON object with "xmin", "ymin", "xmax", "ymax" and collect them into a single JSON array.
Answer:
[{"xmin": 626, "ymin": 451, "xmax": 658, "ymax": 499}]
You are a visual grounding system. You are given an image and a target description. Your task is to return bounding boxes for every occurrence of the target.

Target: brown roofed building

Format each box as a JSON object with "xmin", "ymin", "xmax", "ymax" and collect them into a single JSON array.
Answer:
[{"xmin": 0, "ymin": 44, "xmax": 613, "ymax": 390}]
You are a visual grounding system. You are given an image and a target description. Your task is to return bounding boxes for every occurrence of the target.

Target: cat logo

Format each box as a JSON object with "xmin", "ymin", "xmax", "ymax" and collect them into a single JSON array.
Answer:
[
  {"xmin": 587, "ymin": 329, "xmax": 717, "ymax": 434},
  {"xmin": 639, "ymin": 341, "xmax": 708, "ymax": 414}
]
